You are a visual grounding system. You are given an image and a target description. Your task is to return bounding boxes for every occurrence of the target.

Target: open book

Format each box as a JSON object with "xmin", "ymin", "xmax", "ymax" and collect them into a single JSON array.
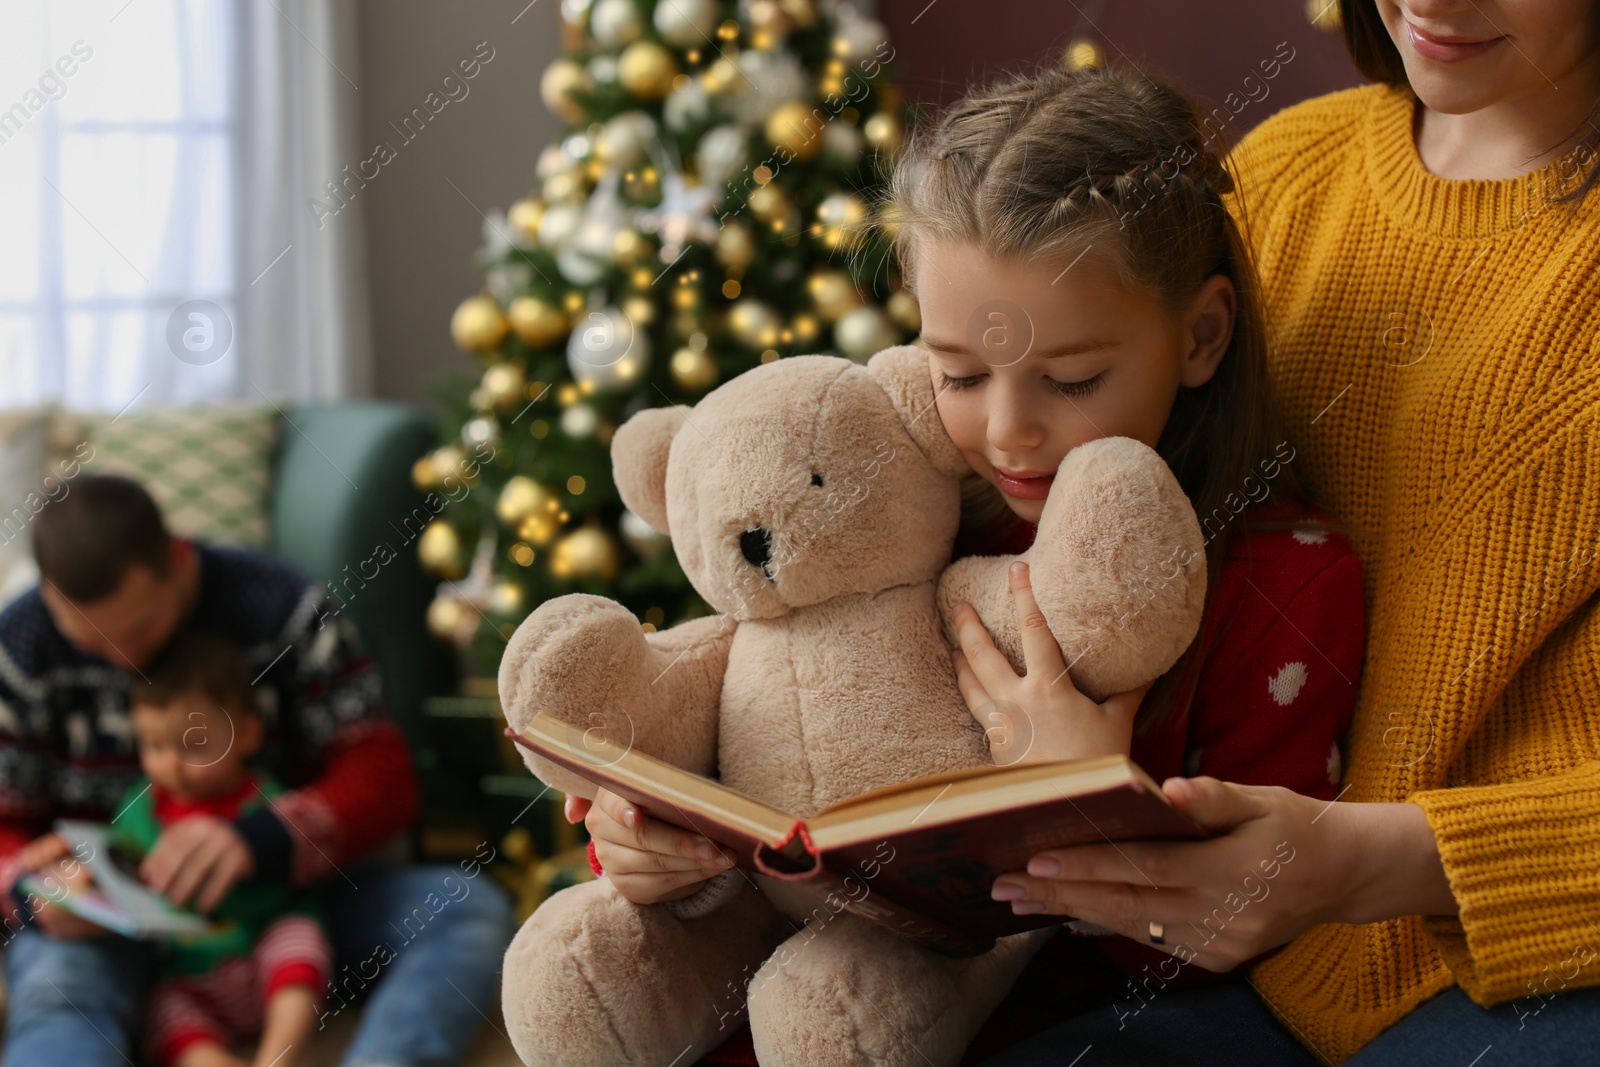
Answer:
[
  {"xmin": 15, "ymin": 821, "xmax": 216, "ymax": 939},
  {"xmin": 507, "ymin": 713, "xmax": 1206, "ymax": 957}
]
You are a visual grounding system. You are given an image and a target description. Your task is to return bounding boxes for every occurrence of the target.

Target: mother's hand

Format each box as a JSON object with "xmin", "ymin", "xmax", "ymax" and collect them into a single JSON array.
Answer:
[{"xmin": 990, "ymin": 776, "xmax": 1458, "ymax": 972}]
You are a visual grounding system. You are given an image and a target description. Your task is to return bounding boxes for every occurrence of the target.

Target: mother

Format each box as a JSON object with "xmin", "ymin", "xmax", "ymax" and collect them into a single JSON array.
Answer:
[{"xmin": 980, "ymin": 0, "xmax": 1600, "ymax": 1062}]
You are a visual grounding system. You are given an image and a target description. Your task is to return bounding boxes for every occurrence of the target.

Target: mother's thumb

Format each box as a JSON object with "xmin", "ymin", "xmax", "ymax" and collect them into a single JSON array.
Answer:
[{"xmin": 1162, "ymin": 775, "xmax": 1262, "ymax": 831}]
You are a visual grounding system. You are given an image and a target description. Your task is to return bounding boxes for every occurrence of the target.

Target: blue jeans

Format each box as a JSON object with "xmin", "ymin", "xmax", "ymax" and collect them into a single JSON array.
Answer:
[
  {"xmin": 0, "ymin": 922, "xmax": 155, "ymax": 1067},
  {"xmin": 974, "ymin": 978, "xmax": 1600, "ymax": 1066},
  {"xmin": 0, "ymin": 863, "xmax": 515, "ymax": 1067},
  {"xmin": 319, "ymin": 861, "xmax": 516, "ymax": 1067}
]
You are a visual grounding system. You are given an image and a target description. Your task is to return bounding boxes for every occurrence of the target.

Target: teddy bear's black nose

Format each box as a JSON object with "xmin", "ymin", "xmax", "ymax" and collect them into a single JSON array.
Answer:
[{"xmin": 740, "ymin": 527, "xmax": 773, "ymax": 575}]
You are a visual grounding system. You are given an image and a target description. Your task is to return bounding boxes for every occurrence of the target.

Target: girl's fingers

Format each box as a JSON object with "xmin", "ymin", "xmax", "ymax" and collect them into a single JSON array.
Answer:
[
  {"xmin": 614, "ymin": 867, "xmax": 722, "ymax": 902},
  {"xmin": 590, "ymin": 788, "xmax": 731, "ymax": 865},
  {"xmin": 952, "ymin": 601, "xmax": 1020, "ymax": 689},
  {"xmin": 1009, "ymin": 561, "xmax": 1070, "ymax": 682},
  {"xmin": 598, "ymin": 841, "xmax": 729, "ymax": 877},
  {"xmin": 951, "ymin": 649, "xmax": 991, "ymax": 712}
]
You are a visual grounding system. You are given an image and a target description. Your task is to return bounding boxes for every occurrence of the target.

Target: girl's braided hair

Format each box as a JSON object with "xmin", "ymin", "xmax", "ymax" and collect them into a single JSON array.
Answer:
[{"xmin": 884, "ymin": 65, "xmax": 1319, "ymax": 736}]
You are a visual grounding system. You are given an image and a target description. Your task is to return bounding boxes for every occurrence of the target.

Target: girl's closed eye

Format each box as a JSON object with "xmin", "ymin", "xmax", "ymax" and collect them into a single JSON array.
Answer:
[{"xmin": 936, "ymin": 369, "xmax": 1106, "ymax": 398}]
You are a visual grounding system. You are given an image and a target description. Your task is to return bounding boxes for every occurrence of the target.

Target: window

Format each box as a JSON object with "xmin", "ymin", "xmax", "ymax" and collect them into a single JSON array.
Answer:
[{"xmin": 0, "ymin": 1, "xmax": 237, "ymax": 411}]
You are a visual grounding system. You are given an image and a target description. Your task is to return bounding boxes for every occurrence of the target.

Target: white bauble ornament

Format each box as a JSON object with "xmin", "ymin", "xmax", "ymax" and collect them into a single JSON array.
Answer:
[
  {"xmin": 833, "ymin": 9, "xmax": 890, "ymax": 64},
  {"xmin": 596, "ymin": 111, "xmax": 656, "ymax": 170},
  {"xmin": 620, "ymin": 507, "xmax": 672, "ymax": 559},
  {"xmin": 664, "ymin": 78, "xmax": 712, "ymax": 132},
  {"xmin": 654, "ymin": 0, "xmax": 718, "ymax": 47},
  {"xmin": 727, "ymin": 51, "xmax": 808, "ymax": 125},
  {"xmin": 835, "ymin": 305, "xmax": 898, "ymax": 361},
  {"xmin": 590, "ymin": 0, "xmax": 643, "ymax": 47},
  {"xmin": 537, "ymin": 202, "xmax": 583, "ymax": 248},
  {"xmin": 567, "ymin": 305, "xmax": 652, "ymax": 388},
  {"xmin": 696, "ymin": 125, "xmax": 748, "ymax": 187},
  {"xmin": 822, "ymin": 121, "xmax": 863, "ymax": 165},
  {"xmin": 561, "ymin": 403, "xmax": 601, "ymax": 438}
]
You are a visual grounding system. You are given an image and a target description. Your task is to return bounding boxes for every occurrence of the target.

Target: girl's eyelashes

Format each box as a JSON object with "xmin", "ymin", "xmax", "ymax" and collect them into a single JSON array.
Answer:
[
  {"xmin": 937, "ymin": 369, "xmax": 1107, "ymax": 398},
  {"xmin": 938, "ymin": 370, "xmax": 983, "ymax": 391},
  {"xmin": 1049, "ymin": 372, "xmax": 1105, "ymax": 399}
]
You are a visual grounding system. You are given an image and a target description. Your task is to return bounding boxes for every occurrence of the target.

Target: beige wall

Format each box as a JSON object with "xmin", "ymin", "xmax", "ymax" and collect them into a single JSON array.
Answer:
[{"xmin": 356, "ymin": 0, "xmax": 562, "ymax": 403}]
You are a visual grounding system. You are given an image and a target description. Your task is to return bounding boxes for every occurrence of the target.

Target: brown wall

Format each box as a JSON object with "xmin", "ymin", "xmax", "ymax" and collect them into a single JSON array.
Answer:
[
  {"xmin": 357, "ymin": 0, "xmax": 563, "ymax": 404},
  {"xmin": 880, "ymin": 0, "xmax": 1363, "ymax": 131}
]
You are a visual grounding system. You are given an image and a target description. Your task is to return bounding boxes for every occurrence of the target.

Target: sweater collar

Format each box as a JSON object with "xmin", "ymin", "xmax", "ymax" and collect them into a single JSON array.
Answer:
[{"xmin": 1364, "ymin": 86, "xmax": 1591, "ymax": 240}]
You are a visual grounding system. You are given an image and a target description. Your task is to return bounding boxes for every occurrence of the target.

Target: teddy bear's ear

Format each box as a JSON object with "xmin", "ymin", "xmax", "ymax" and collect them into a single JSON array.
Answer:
[
  {"xmin": 865, "ymin": 344, "xmax": 968, "ymax": 477},
  {"xmin": 611, "ymin": 404, "xmax": 688, "ymax": 534}
]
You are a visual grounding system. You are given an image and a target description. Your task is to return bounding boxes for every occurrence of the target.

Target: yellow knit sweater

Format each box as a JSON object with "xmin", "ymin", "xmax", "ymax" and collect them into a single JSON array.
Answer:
[{"xmin": 1231, "ymin": 84, "xmax": 1600, "ymax": 1062}]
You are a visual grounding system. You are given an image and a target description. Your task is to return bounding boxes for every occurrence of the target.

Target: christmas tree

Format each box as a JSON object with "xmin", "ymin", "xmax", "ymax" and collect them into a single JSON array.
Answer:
[{"xmin": 416, "ymin": 0, "xmax": 919, "ymax": 677}]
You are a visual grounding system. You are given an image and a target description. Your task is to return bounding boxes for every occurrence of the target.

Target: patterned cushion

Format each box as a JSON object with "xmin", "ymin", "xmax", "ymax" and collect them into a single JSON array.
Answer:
[{"xmin": 74, "ymin": 407, "xmax": 281, "ymax": 547}]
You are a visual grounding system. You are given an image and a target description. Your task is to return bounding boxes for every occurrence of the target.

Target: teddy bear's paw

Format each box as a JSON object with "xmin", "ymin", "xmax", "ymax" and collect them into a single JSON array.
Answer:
[
  {"xmin": 1026, "ymin": 436, "xmax": 1206, "ymax": 699},
  {"xmin": 498, "ymin": 592, "xmax": 656, "ymax": 740},
  {"xmin": 747, "ymin": 920, "xmax": 985, "ymax": 1067},
  {"xmin": 504, "ymin": 879, "xmax": 774, "ymax": 1067}
]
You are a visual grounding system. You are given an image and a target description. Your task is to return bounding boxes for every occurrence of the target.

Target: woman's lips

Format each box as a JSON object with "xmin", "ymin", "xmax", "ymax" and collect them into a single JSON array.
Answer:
[
  {"xmin": 993, "ymin": 467, "xmax": 1055, "ymax": 500},
  {"xmin": 1405, "ymin": 21, "xmax": 1505, "ymax": 62}
]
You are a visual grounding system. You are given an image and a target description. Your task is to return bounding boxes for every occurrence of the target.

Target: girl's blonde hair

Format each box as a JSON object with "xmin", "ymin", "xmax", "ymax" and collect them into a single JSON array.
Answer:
[{"xmin": 886, "ymin": 64, "xmax": 1319, "ymax": 737}]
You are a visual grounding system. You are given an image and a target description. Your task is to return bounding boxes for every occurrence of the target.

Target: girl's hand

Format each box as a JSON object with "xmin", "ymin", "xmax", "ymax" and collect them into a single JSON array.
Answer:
[
  {"xmin": 564, "ymin": 788, "xmax": 735, "ymax": 905},
  {"xmin": 951, "ymin": 560, "xmax": 1151, "ymax": 764},
  {"xmin": 988, "ymin": 775, "xmax": 1458, "ymax": 972}
]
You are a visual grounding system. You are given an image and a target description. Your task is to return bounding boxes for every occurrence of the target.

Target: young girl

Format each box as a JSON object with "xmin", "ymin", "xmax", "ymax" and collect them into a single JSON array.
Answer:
[{"xmin": 569, "ymin": 65, "xmax": 1367, "ymax": 1059}]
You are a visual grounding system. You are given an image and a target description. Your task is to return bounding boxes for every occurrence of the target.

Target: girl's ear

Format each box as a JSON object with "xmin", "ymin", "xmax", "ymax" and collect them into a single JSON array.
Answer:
[
  {"xmin": 611, "ymin": 405, "xmax": 687, "ymax": 535},
  {"xmin": 866, "ymin": 345, "xmax": 970, "ymax": 477},
  {"xmin": 1180, "ymin": 275, "xmax": 1236, "ymax": 388}
]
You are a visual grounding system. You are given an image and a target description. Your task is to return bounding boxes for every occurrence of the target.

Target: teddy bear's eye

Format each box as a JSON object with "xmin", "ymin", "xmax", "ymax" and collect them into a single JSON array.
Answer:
[{"xmin": 810, "ymin": 472, "xmax": 824, "ymax": 487}]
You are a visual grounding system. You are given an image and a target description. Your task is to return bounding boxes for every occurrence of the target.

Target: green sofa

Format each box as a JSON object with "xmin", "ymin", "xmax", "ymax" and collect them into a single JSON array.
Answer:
[{"xmin": 268, "ymin": 402, "xmax": 456, "ymax": 749}]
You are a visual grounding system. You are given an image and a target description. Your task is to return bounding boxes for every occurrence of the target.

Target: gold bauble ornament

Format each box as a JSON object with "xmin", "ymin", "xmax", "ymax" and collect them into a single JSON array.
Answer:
[
  {"xmin": 813, "ymin": 192, "xmax": 868, "ymax": 251},
  {"xmin": 518, "ymin": 512, "xmax": 561, "ymax": 547},
  {"xmin": 622, "ymin": 295, "xmax": 655, "ymax": 327},
  {"xmin": 807, "ymin": 269, "xmax": 861, "ymax": 321},
  {"xmin": 496, "ymin": 476, "xmax": 551, "ymax": 525},
  {"xmin": 714, "ymin": 222, "xmax": 755, "ymax": 269},
  {"xmin": 765, "ymin": 101, "xmax": 822, "ymax": 160},
  {"xmin": 489, "ymin": 579, "xmax": 525, "ymax": 616},
  {"xmin": 747, "ymin": 182, "xmax": 792, "ymax": 224},
  {"xmin": 411, "ymin": 456, "xmax": 437, "ymax": 490},
  {"xmin": 671, "ymin": 347, "xmax": 718, "ymax": 391},
  {"xmin": 779, "ymin": 0, "xmax": 816, "ymax": 27},
  {"xmin": 887, "ymin": 290, "xmax": 921, "ymax": 332},
  {"xmin": 426, "ymin": 594, "xmax": 469, "ymax": 643},
  {"xmin": 417, "ymin": 521, "xmax": 464, "ymax": 579},
  {"xmin": 612, "ymin": 227, "xmax": 648, "ymax": 264},
  {"xmin": 862, "ymin": 112, "xmax": 904, "ymax": 155},
  {"xmin": 550, "ymin": 526, "xmax": 621, "ymax": 581},
  {"xmin": 481, "ymin": 362, "xmax": 526, "ymax": 409},
  {"xmin": 618, "ymin": 40, "xmax": 678, "ymax": 101},
  {"xmin": 451, "ymin": 295, "xmax": 509, "ymax": 352},
  {"xmin": 508, "ymin": 296, "xmax": 569, "ymax": 348},
  {"xmin": 1063, "ymin": 38, "xmax": 1106, "ymax": 72},
  {"xmin": 428, "ymin": 445, "xmax": 472, "ymax": 486},
  {"xmin": 728, "ymin": 299, "xmax": 783, "ymax": 349},
  {"xmin": 540, "ymin": 58, "xmax": 593, "ymax": 124},
  {"xmin": 506, "ymin": 198, "xmax": 546, "ymax": 243}
]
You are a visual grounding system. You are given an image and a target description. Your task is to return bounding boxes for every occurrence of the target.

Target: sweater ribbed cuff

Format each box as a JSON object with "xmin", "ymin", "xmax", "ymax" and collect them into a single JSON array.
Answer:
[
  {"xmin": 663, "ymin": 870, "xmax": 743, "ymax": 920},
  {"xmin": 1410, "ymin": 763, "xmax": 1600, "ymax": 1005},
  {"xmin": 235, "ymin": 807, "xmax": 293, "ymax": 882}
]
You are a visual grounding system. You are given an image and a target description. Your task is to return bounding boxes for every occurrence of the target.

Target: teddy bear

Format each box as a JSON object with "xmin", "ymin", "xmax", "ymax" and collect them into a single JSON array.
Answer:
[{"xmin": 495, "ymin": 344, "xmax": 1206, "ymax": 1067}]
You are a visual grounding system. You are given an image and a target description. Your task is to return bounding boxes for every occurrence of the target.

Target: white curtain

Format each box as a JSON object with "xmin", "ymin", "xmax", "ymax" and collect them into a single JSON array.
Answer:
[{"xmin": 0, "ymin": 0, "xmax": 371, "ymax": 413}]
